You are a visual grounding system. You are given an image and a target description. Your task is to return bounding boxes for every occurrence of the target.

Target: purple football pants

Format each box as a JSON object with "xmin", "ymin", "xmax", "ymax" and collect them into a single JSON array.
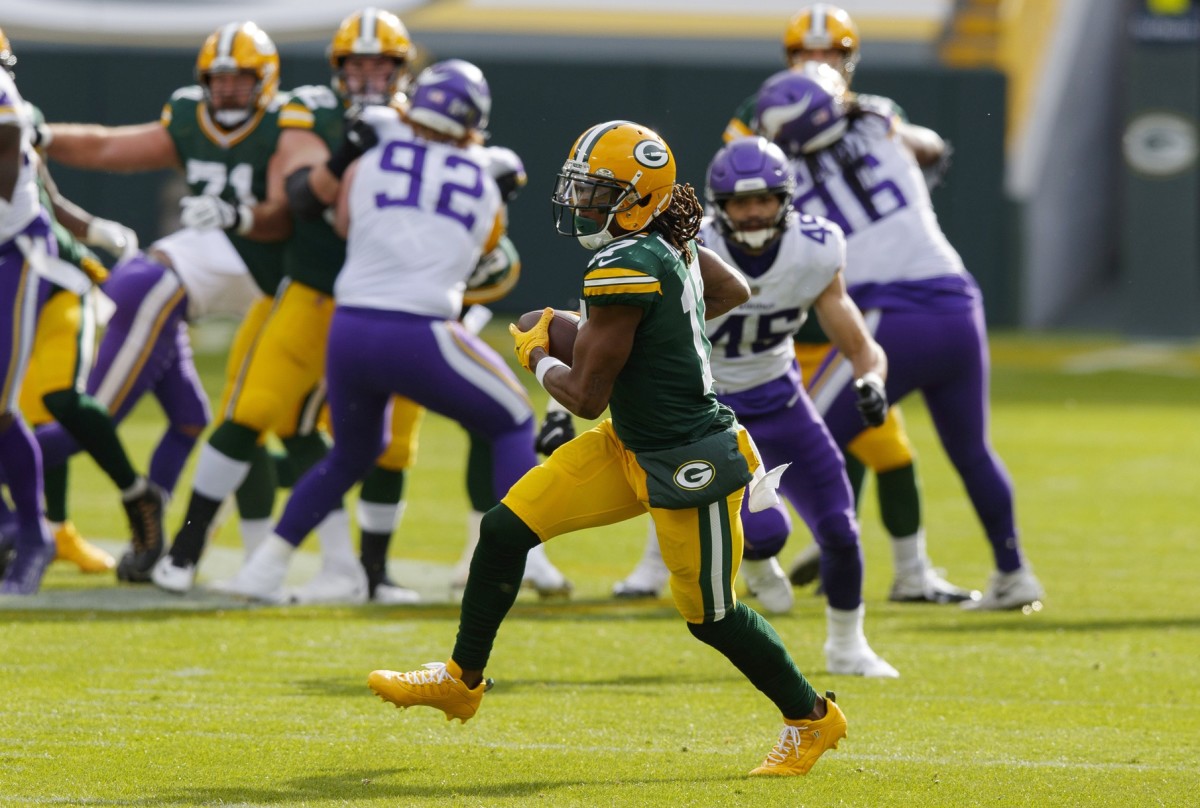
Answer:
[
  {"xmin": 720, "ymin": 364, "xmax": 864, "ymax": 611},
  {"xmin": 34, "ymin": 254, "xmax": 210, "ymax": 495},
  {"xmin": 0, "ymin": 218, "xmax": 54, "ymax": 562},
  {"xmin": 275, "ymin": 306, "xmax": 537, "ymax": 546},
  {"xmin": 819, "ymin": 277, "xmax": 1023, "ymax": 572}
]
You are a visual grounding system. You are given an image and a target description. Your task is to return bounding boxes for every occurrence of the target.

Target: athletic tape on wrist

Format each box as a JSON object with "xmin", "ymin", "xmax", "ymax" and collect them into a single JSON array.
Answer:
[{"xmin": 534, "ymin": 357, "xmax": 568, "ymax": 389}]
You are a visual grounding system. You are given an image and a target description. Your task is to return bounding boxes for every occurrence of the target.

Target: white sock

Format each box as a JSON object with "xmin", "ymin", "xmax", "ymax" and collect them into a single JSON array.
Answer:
[
  {"xmin": 358, "ymin": 499, "xmax": 405, "ymax": 534},
  {"xmin": 240, "ymin": 518, "xmax": 271, "ymax": 557},
  {"xmin": 315, "ymin": 508, "xmax": 357, "ymax": 572},
  {"xmin": 192, "ymin": 444, "xmax": 252, "ymax": 501},
  {"xmin": 826, "ymin": 604, "xmax": 867, "ymax": 649},
  {"xmin": 258, "ymin": 533, "xmax": 296, "ymax": 565},
  {"xmin": 891, "ymin": 529, "xmax": 928, "ymax": 580},
  {"xmin": 120, "ymin": 476, "xmax": 148, "ymax": 502}
]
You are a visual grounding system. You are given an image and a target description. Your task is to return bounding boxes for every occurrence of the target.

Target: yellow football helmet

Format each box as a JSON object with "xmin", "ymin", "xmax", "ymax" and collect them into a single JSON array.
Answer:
[
  {"xmin": 782, "ymin": 4, "xmax": 861, "ymax": 82},
  {"xmin": 552, "ymin": 120, "xmax": 676, "ymax": 250},
  {"xmin": 0, "ymin": 27, "xmax": 16, "ymax": 77},
  {"xmin": 195, "ymin": 21, "xmax": 280, "ymax": 127},
  {"xmin": 328, "ymin": 8, "xmax": 412, "ymax": 106}
]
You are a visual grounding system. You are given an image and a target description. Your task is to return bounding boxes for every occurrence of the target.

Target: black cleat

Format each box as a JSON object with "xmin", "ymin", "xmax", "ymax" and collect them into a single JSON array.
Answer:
[{"xmin": 117, "ymin": 484, "xmax": 167, "ymax": 583}]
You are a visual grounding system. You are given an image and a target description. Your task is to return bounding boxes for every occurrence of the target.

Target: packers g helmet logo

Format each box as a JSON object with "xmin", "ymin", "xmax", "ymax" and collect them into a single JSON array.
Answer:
[
  {"xmin": 674, "ymin": 461, "xmax": 715, "ymax": 491},
  {"xmin": 634, "ymin": 140, "xmax": 670, "ymax": 169}
]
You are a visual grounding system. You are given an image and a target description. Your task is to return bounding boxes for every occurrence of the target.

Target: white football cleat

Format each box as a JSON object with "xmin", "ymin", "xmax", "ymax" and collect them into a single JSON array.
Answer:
[
  {"xmin": 741, "ymin": 557, "xmax": 795, "ymax": 614},
  {"xmin": 889, "ymin": 563, "xmax": 981, "ymax": 605},
  {"xmin": 210, "ymin": 559, "xmax": 287, "ymax": 604},
  {"xmin": 825, "ymin": 642, "xmax": 900, "ymax": 678},
  {"xmin": 522, "ymin": 543, "xmax": 572, "ymax": 599},
  {"xmin": 961, "ymin": 567, "xmax": 1044, "ymax": 612},
  {"xmin": 288, "ymin": 565, "xmax": 368, "ymax": 605},
  {"xmin": 151, "ymin": 556, "xmax": 195, "ymax": 594},
  {"xmin": 372, "ymin": 582, "xmax": 421, "ymax": 605}
]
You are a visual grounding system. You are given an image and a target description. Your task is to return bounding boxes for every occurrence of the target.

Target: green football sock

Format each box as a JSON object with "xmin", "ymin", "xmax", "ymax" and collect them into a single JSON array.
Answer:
[
  {"xmin": 207, "ymin": 421, "xmax": 261, "ymax": 463},
  {"xmin": 877, "ymin": 462, "xmax": 922, "ymax": 539},
  {"xmin": 42, "ymin": 390, "xmax": 137, "ymax": 490},
  {"xmin": 452, "ymin": 504, "xmax": 539, "ymax": 671},
  {"xmin": 235, "ymin": 445, "xmax": 277, "ymax": 521},
  {"xmin": 465, "ymin": 432, "xmax": 496, "ymax": 512},
  {"xmin": 42, "ymin": 461, "xmax": 69, "ymax": 524},
  {"xmin": 687, "ymin": 601, "xmax": 817, "ymax": 720},
  {"xmin": 361, "ymin": 466, "xmax": 404, "ymax": 505},
  {"xmin": 281, "ymin": 432, "xmax": 329, "ymax": 481}
]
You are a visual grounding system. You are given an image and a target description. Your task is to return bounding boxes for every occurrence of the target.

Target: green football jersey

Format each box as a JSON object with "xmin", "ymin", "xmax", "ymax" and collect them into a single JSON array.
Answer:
[
  {"xmin": 161, "ymin": 86, "xmax": 292, "ymax": 296},
  {"xmin": 581, "ymin": 232, "xmax": 734, "ymax": 453},
  {"xmin": 279, "ymin": 84, "xmax": 347, "ymax": 295}
]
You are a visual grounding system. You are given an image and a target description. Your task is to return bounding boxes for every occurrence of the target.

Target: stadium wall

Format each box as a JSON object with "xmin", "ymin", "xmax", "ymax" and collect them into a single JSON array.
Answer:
[{"xmin": 15, "ymin": 44, "xmax": 1012, "ymax": 323}]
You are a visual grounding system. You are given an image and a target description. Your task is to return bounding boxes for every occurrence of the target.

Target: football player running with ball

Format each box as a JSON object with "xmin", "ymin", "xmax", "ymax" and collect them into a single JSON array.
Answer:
[
  {"xmin": 367, "ymin": 120, "xmax": 848, "ymax": 777},
  {"xmin": 614, "ymin": 3, "xmax": 968, "ymax": 605}
]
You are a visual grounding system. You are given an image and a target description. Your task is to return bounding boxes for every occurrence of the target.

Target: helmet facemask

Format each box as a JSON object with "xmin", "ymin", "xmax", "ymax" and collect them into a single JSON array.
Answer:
[
  {"xmin": 195, "ymin": 22, "xmax": 279, "ymax": 130},
  {"xmin": 782, "ymin": 4, "xmax": 861, "ymax": 85},
  {"xmin": 336, "ymin": 55, "xmax": 407, "ymax": 108},
  {"xmin": 202, "ymin": 68, "xmax": 261, "ymax": 129},
  {"xmin": 706, "ymin": 137, "xmax": 795, "ymax": 251},
  {"xmin": 329, "ymin": 8, "xmax": 412, "ymax": 109},
  {"xmin": 552, "ymin": 161, "xmax": 647, "ymax": 251},
  {"xmin": 714, "ymin": 193, "xmax": 792, "ymax": 251}
]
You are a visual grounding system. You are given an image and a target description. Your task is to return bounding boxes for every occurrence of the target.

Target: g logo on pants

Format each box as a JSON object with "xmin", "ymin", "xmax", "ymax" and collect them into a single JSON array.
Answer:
[{"xmin": 674, "ymin": 461, "xmax": 715, "ymax": 491}]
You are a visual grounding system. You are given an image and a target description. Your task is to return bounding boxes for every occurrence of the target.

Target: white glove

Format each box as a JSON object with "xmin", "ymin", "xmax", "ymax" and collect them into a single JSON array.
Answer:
[
  {"xmin": 85, "ymin": 217, "xmax": 139, "ymax": 260},
  {"xmin": 179, "ymin": 195, "xmax": 253, "ymax": 234}
]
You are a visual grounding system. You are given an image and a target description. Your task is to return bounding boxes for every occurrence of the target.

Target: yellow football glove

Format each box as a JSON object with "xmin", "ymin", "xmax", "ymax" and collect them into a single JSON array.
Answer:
[
  {"xmin": 79, "ymin": 256, "xmax": 110, "ymax": 285},
  {"xmin": 509, "ymin": 307, "xmax": 554, "ymax": 373}
]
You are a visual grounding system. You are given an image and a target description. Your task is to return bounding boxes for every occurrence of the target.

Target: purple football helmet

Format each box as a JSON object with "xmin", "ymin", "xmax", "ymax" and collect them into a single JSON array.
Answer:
[
  {"xmin": 754, "ymin": 67, "xmax": 848, "ymax": 157},
  {"xmin": 408, "ymin": 59, "xmax": 491, "ymax": 139},
  {"xmin": 706, "ymin": 136, "xmax": 795, "ymax": 249}
]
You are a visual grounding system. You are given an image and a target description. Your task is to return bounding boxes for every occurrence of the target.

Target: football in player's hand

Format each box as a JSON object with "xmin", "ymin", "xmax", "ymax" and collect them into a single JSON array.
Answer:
[{"xmin": 516, "ymin": 309, "xmax": 579, "ymax": 365}]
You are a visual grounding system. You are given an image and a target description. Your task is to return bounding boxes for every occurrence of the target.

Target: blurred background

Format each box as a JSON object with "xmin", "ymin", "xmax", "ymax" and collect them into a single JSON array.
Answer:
[{"xmin": 4, "ymin": 0, "xmax": 1199, "ymax": 337}]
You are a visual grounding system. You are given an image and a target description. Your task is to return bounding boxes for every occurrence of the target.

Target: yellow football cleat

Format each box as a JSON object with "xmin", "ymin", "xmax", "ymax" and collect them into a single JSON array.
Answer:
[
  {"xmin": 54, "ymin": 521, "xmax": 116, "ymax": 573},
  {"xmin": 368, "ymin": 659, "xmax": 492, "ymax": 723},
  {"xmin": 750, "ymin": 692, "xmax": 847, "ymax": 776}
]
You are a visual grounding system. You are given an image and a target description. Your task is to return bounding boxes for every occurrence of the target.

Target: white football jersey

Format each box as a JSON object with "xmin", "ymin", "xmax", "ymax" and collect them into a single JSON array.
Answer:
[
  {"xmin": 0, "ymin": 72, "xmax": 42, "ymax": 243},
  {"xmin": 790, "ymin": 113, "xmax": 963, "ymax": 286},
  {"xmin": 151, "ymin": 227, "xmax": 262, "ymax": 320},
  {"xmin": 704, "ymin": 213, "xmax": 846, "ymax": 394},
  {"xmin": 335, "ymin": 114, "xmax": 502, "ymax": 318}
]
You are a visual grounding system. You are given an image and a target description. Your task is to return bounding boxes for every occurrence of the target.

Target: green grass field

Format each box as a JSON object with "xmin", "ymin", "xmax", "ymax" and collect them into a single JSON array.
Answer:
[{"xmin": 3, "ymin": 325, "xmax": 1199, "ymax": 807}]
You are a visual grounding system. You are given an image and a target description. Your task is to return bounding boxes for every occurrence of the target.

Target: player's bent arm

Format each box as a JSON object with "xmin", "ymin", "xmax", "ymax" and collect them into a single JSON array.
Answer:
[
  {"xmin": 45, "ymin": 123, "xmax": 178, "ymax": 172},
  {"xmin": 812, "ymin": 270, "xmax": 887, "ymax": 381},
  {"xmin": 895, "ymin": 121, "xmax": 945, "ymax": 168},
  {"xmin": 305, "ymin": 161, "xmax": 343, "ymax": 207},
  {"xmin": 698, "ymin": 245, "xmax": 751, "ymax": 318},
  {"xmin": 38, "ymin": 159, "xmax": 89, "ymax": 239},
  {"xmin": 252, "ymin": 129, "xmax": 328, "ymax": 240},
  {"xmin": 537, "ymin": 304, "xmax": 641, "ymax": 420}
]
